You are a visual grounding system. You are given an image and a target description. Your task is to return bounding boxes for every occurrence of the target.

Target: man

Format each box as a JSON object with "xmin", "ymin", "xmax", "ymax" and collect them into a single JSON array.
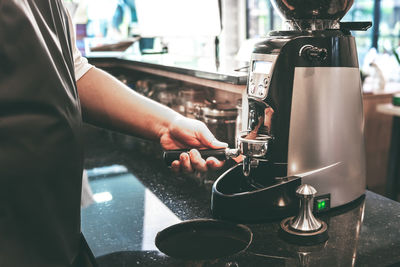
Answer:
[{"xmin": 0, "ymin": 1, "xmax": 226, "ymax": 266}]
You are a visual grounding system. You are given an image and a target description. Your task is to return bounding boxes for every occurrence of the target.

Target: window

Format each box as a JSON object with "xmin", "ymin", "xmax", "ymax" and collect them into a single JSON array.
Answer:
[
  {"xmin": 63, "ymin": 0, "xmax": 137, "ymax": 39},
  {"xmin": 342, "ymin": 0, "xmax": 374, "ymax": 66},
  {"xmin": 379, "ymin": 0, "xmax": 400, "ymax": 53},
  {"xmin": 246, "ymin": 0, "xmax": 282, "ymax": 38}
]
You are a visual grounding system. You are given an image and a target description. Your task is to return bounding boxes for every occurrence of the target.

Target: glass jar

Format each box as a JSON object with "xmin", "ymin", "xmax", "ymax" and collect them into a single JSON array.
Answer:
[
  {"xmin": 199, "ymin": 102, "xmax": 238, "ymax": 147},
  {"xmin": 179, "ymin": 88, "xmax": 207, "ymax": 118}
]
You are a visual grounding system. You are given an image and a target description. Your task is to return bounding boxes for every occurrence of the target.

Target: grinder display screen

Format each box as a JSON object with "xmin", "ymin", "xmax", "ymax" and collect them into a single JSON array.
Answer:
[{"xmin": 253, "ymin": 61, "xmax": 273, "ymax": 74}]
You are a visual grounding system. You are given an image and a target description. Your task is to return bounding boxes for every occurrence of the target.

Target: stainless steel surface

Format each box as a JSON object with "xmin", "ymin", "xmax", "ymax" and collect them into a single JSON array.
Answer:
[
  {"xmin": 237, "ymin": 131, "xmax": 271, "ymax": 176},
  {"xmin": 286, "ymin": 19, "xmax": 340, "ymax": 31},
  {"xmin": 296, "ymin": 183, "xmax": 317, "ymax": 196},
  {"xmin": 179, "ymin": 88, "xmax": 207, "ymax": 119},
  {"xmin": 243, "ymin": 157, "xmax": 252, "ymax": 177},
  {"xmin": 200, "ymin": 105, "xmax": 238, "ymax": 147},
  {"xmin": 290, "ymin": 184, "xmax": 322, "ymax": 232},
  {"xmin": 225, "ymin": 148, "xmax": 240, "ymax": 159},
  {"xmin": 238, "ymin": 133, "xmax": 270, "ymax": 158},
  {"xmin": 270, "ymin": 0, "xmax": 354, "ymax": 23},
  {"xmin": 201, "ymin": 107, "xmax": 238, "ymax": 118},
  {"xmin": 288, "ymin": 67, "xmax": 366, "ymax": 208}
]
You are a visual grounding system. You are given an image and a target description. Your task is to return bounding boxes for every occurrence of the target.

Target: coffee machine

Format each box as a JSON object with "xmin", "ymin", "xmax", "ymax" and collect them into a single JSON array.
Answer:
[{"xmin": 211, "ymin": 0, "xmax": 370, "ymax": 222}]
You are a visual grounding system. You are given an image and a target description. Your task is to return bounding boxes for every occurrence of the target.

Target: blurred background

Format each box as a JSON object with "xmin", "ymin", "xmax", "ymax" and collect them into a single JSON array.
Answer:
[{"xmin": 63, "ymin": 0, "xmax": 400, "ymax": 86}]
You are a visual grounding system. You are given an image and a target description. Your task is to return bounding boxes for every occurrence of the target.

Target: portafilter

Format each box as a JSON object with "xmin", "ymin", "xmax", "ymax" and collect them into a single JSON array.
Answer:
[{"xmin": 163, "ymin": 131, "xmax": 271, "ymax": 177}]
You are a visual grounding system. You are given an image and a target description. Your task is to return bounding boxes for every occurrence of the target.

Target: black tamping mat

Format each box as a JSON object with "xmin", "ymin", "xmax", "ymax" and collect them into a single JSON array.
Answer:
[
  {"xmin": 279, "ymin": 217, "xmax": 329, "ymax": 246},
  {"xmin": 155, "ymin": 219, "xmax": 253, "ymax": 260}
]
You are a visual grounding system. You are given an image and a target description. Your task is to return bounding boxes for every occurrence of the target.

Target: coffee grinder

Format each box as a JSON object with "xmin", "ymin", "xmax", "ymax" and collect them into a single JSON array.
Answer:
[{"xmin": 211, "ymin": 0, "xmax": 371, "ymax": 223}]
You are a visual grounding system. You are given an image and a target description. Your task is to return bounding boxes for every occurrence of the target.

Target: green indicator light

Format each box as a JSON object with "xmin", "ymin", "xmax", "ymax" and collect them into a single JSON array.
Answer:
[{"xmin": 317, "ymin": 200, "xmax": 326, "ymax": 210}]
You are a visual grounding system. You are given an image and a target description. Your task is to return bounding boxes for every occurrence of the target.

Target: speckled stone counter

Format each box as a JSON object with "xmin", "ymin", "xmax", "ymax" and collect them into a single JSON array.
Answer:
[{"xmin": 81, "ymin": 125, "xmax": 400, "ymax": 267}]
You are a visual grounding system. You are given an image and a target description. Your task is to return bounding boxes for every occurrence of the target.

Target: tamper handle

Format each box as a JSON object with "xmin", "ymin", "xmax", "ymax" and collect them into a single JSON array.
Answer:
[
  {"xmin": 290, "ymin": 184, "xmax": 322, "ymax": 232},
  {"xmin": 296, "ymin": 184, "xmax": 317, "ymax": 198}
]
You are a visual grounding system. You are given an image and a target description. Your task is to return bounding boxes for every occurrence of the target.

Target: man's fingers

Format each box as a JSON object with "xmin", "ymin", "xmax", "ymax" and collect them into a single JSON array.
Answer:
[
  {"xmin": 180, "ymin": 152, "xmax": 193, "ymax": 173},
  {"xmin": 171, "ymin": 160, "xmax": 180, "ymax": 173},
  {"xmin": 196, "ymin": 122, "xmax": 228, "ymax": 149},
  {"xmin": 170, "ymin": 151, "xmax": 226, "ymax": 174},
  {"xmin": 210, "ymin": 139, "xmax": 229, "ymax": 149},
  {"xmin": 189, "ymin": 149, "xmax": 208, "ymax": 172},
  {"xmin": 206, "ymin": 157, "xmax": 225, "ymax": 170}
]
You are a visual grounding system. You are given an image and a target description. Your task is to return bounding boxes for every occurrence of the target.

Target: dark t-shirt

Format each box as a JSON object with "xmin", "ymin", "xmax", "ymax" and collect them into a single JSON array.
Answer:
[{"xmin": 0, "ymin": 1, "xmax": 92, "ymax": 266}]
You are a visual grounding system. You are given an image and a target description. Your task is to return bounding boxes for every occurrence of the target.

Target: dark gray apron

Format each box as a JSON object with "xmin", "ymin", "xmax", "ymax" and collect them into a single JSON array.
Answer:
[{"xmin": 0, "ymin": 1, "xmax": 96, "ymax": 266}]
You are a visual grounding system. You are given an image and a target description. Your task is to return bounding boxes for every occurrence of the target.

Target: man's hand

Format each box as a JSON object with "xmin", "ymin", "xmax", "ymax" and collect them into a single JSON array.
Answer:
[
  {"xmin": 77, "ymin": 68, "xmax": 227, "ymax": 174},
  {"xmin": 160, "ymin": 116, "xmax": 228, "ymax": 173}
]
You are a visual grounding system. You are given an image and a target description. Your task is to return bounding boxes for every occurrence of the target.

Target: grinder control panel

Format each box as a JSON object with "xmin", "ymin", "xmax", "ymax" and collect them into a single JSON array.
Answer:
[{"xmin": 248, "ymin": 54, "xmax": 278, "ymax": 99}]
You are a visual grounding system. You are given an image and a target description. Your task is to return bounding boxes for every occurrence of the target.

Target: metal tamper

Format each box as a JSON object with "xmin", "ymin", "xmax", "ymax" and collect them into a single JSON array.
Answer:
[{"xmin": 279, "ymin": 184, "xmax": 328, "ymax": 245}]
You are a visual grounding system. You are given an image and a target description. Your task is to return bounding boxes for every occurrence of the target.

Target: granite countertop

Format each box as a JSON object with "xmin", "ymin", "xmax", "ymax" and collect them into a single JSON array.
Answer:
[{"xmin": 81, "ymin": 125, "xmax": 400, "ymax": 267}]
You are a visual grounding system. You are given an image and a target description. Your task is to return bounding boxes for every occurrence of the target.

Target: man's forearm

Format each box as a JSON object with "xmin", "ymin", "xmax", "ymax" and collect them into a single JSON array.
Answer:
[{"xmin": 76, "ymin": 67, "xmax": 182, "ymax": 140}]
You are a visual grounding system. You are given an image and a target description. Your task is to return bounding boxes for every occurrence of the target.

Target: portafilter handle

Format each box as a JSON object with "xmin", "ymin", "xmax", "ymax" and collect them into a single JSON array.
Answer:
[{"xmin": 163, "ymin": 148, "xmax": 239, "ymax": 166}]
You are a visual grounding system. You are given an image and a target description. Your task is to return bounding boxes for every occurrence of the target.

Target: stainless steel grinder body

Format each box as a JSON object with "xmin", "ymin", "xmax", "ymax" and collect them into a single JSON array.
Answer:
[{"xmin": 242, "ymin": 30, "xmax": 366, "ymax": 209}]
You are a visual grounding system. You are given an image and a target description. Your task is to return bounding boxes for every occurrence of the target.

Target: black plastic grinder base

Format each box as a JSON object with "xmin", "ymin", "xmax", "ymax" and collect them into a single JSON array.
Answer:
[{"xmin": 279, "ymin": 217, "xmax": 329, "ymax": 245}]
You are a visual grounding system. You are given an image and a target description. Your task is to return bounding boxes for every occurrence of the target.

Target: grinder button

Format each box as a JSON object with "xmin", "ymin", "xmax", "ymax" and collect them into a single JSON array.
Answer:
[
  {"xmin": 299, "ymin": 45, "xmax": 328, "ymax": 62},
  {"xmin": 249, "ymin": 83, "xmax": 256, "ymax": 94},
  {"xmin": 263, "ymin": 77, "xmax": 269, "ymax": 87},
  {"xmin": 257, "ymin": 84, "xmax": 265, "ymax": 97}
]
